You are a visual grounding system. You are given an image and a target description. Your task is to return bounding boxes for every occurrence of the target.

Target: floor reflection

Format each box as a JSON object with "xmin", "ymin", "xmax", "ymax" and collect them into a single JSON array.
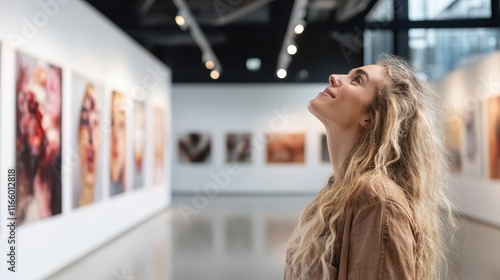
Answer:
[
  {"xmin": 169, "ymin": 196, "xmax": 308, "ymax": 280},
  {"xmin": 49, "ymin": 196, "xmax": 500, "ymax": 280}
]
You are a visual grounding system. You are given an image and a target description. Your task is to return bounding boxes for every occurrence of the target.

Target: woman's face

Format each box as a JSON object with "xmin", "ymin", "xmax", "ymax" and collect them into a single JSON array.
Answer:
[
  {"xmin": 111, "ymin": 92, "xmax": 126, "ymax": 183},
  {"xmin": 308, "ymin": 65, "xmax": 386, "ymax": 130},
  {"xmin": 78, "ymin": 86, "xmax": 100, "ymax": 186}
]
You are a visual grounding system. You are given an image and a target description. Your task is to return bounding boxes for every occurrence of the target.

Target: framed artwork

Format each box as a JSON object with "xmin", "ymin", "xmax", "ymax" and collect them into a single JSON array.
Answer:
[
  {"xmin": 461, "ymin": 109, "xmax": 481, "ymax": 175},
  {"xmin": 321, "ymin": 134, "xmax": 329, "ymax": 163},
  {"xmin": 110, "ymin": 90, "xmax": 127, "ymax": 196},
  {"xmin": 133, "ymin": 101, "xmax": 146, "ymax": 189},
  {"xmin": 266, "ymin": 133, "xmax": 305, "ymax": 164},
  {"xmin": 226, "ymin": 133, "xmax": 251, "ymax": 163},
  {"xmin": 488, "ymin": 95, "xmax": 500, "ymax": 179},
  {"xmin": 72, "ymin": 73, "xmax": 104, "ymax": 207},
  {"xmin": 441, "ymin": 70, "xmax": 482, "ymax": 176},
  {"xmin": 444, "ymin": 116, "xmax": 462, "ymax": 173},
  {"xmin": 153, "ymin": 107, "xmax": 166, "ymax": 185},
  {"xmin": 0, "ymin": 43, "xmax": 2, "ymax": 167},
  {"xmin": 178, "ymin": 132, "xmax": 211, "ymax": 163},
  {"xmin": 15, "ymin": 51, "xmax": 62, "ymax": 225}
]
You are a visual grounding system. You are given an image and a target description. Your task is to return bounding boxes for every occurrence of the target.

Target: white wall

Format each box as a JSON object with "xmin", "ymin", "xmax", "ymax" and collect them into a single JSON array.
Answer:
[
  {"xmin": 0, "ymin": 1, "xmax": 171, "ymax": 279},
  {"xmin": 172, "ymin": 84, "xmax": 332, "ymax": 194},
  {"xmin": 173, "ymin": 52, "xmax": 500, "ymax": 228},
  {"xmin": 440, "ymin": 51, "xmax": 500, "ymax": 227}
]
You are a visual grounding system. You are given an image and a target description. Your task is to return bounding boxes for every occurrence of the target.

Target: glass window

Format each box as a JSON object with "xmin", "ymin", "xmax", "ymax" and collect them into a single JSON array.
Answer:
[
  {"xmin": 409, "ymin": 28, "xmax": 500, "ymax": 80},
  {"xmin": 409, "ymin": 0, "xmax": 491, "ymax": 20},
  {"xmin": 364, "ymin": 30, "xmax": 394, "ymax": 65},
  {"xmin": 365, "ymin": 0, "xmax": 394, "ymax": 22}
]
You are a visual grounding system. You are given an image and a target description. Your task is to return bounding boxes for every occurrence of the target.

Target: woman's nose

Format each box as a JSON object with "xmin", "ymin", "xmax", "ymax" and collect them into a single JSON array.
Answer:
[{"xmin": 329, "ymin": 74, "xmax": 342, "ymax": 87}]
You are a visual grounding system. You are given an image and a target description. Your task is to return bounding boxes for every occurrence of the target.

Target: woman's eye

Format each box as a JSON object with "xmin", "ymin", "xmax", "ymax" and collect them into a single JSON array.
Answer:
[{"xmin": 352, "ymin": 76, "xmax": 362, "ymax": 84}]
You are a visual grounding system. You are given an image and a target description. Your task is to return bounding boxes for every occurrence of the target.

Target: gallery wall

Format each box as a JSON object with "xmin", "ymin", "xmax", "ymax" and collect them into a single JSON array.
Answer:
[
  {"xmin": 0, "ymin": 1, "xmax": 171, "ymax": 279},
  {"xmin": 173, "ymin": 55, "xmax": 500, "ymax": 228},
  {"xmin": 172, "ymin": 84, "xmax": 333, "ymax": 195},
  {"xmin": 440, "ymin": 51, "xmax": 500, "ymax": 227}
]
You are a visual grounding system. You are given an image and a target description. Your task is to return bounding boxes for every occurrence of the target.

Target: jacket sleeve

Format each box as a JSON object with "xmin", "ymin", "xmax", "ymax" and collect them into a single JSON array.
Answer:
[{"xmin": 346, "ymin": 199, "xmax": 416, "ymax": 280}]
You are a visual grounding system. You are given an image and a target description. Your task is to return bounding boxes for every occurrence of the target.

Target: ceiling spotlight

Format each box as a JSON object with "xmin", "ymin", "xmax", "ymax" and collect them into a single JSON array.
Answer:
[
  {"xmin": 210, "ymin": 70, "xmax": 220, "ymax": 80},
  {"xmin": 287, "ymin": 44, "xmax": 297, "ymax": 55},
  {"xmin": 205, "ymin": 60, "xmax": 215, "ymax": 69},
  {"xmin": 277, "ymin": 69, "xmax": 287, "ymax": 79},
  {"xmin": 294, "ymin": 24, "xmax": 305, "ymax": 34},
  {"xmin": 246, "ymin": 58, "xmax": 261, "ymax": 71},
  {"xmin": 175, "ymin": 15, "xmax": 186, "ymax": 26}
]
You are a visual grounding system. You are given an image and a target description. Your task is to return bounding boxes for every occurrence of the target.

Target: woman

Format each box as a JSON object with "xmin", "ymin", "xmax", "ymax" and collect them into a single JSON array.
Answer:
[
  {"xmin": 77, "ymin": 84, "xmax": 101, "ymax": 206},
  {"xmin": 110, "ymin": 91, "xmax": 127, "ymax": 195},
  {"xmin": 16, "ymin": 56, "xmax": 62, "ymax": 225},
  {"xmin": 284, "ymin": 54, "xmax": 456, "ymax": 280}
]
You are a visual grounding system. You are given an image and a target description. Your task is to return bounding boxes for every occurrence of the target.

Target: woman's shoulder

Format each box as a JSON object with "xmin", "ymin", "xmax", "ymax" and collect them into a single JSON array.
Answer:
[{"xmin": 351, "ymin": 175, "xmax": 412, "ymax": 216}]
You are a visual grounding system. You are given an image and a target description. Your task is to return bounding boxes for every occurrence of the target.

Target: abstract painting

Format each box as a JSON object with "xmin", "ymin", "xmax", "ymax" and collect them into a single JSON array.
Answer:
[
  {"xmin": 16, "ymin": 51, "xmax": 62, "ymax": 225},
  {"xmin": 226, "ymin": 133, "xmax": 251, "ymax": 163},
  {"xmin": 178, "ymin": 132, "xmax": 211, "ymax": 163},
  {"xmin": 266, "ymin": 133, "xmax": 305, "ymax": 163}
]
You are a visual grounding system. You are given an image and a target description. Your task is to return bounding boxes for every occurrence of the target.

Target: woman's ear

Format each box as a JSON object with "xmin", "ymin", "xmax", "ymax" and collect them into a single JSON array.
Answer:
[{"xmin": 360, "ymin": 117, "xmax": 371, "ymax": 128}]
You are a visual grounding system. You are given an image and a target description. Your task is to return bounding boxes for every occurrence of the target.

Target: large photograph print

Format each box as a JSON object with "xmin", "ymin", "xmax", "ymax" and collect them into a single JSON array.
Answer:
[
  {"xmin": 226, "ymin": 133, "xmax": 252, "ymax": 163},
  {"xmin": 72, "ymin": 73, "xmax": 104, "ymax": 207},
  {"xmin": 488, "ymin": 95, "xmax": 500, "ymax": 179},
  {"xmin": 266, "ymin": 133, "xmax": 305, "ymax": 164},
  {"xmin": 441, "ymin": 70, "xmax": 482, "ymax": 175},
  {"xmin": 444, "ymin": 116, "xmax": 462, "ymax": 173},
  {"xmin": 110, "ymin": 90, "xmax": 127, "ymax": 195},
  {"xmin": 133, "ymin": 101, "xmax": 146, "ymax": 189},
  {"xmin": 321, "ymin": 134, "xmax": 329, "ymax": 163},
  {"xmin": 0, "ymin": 43, "xmax": 2, "ymax": 163},
  {"xmin": 153, "ymin": 107, "xmax": 166, "ymax": 185},
  {"xmin": 16, "ymin": 51, "xmax": 62, "ymax": 225},
  {"xmin": 178, "ymin": 132, "xmax": 211, "ymax": 164}
]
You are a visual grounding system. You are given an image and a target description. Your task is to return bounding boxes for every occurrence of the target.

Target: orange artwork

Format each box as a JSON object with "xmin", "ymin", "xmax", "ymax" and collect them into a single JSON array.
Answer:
[
  {"xmin": 488, "ymin": 96, "xmax": 500, "ymax": 179},
  {"xmin": 266, "ymin": 133, "xmax": 305, "ymax": 163}
]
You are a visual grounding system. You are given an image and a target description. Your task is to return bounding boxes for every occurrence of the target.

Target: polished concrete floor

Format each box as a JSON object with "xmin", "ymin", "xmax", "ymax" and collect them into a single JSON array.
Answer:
[{"xmin": 50, "ymin": 196, "xmax": 500, "ymax": 280}]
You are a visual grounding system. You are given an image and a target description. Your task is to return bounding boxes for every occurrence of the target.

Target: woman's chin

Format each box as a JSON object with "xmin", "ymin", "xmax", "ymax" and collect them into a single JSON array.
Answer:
[
  {"xmin": 307, "ymin": 101, "xmax": 326, "ymax": 122},
  {"xmin": 307, "ymin": 99, "xmax": 318, "ymax": 115}
]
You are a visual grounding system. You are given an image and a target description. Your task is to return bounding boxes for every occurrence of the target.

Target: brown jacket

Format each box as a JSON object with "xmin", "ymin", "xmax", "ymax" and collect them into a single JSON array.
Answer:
[{"xmin": 284, "ymin": 178, "xmax": 417, "ymax": 280}]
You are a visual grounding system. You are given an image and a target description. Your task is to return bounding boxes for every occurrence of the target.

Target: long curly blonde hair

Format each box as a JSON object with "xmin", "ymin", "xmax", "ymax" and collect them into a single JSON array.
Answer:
[{"xmin": 285, "ymin": 54, "xmax": 457, "ymax": 280}]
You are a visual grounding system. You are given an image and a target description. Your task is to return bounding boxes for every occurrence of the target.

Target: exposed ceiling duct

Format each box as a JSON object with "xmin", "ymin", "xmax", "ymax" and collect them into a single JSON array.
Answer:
[{"xmin": 86, "ymin": 0, "xmax": 382, "ymax": 83}]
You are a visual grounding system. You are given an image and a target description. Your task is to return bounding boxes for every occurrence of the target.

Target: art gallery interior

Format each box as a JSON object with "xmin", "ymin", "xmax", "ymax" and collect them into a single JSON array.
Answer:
[{"xmin": 0, "ymin": 0, "xmax": 499, "ymax": 279}]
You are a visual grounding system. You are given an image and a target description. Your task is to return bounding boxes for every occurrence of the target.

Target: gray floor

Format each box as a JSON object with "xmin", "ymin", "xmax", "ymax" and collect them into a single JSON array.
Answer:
[{"xmin": 50, "ymin": 196, "xmax": 500, "ymax": 280}]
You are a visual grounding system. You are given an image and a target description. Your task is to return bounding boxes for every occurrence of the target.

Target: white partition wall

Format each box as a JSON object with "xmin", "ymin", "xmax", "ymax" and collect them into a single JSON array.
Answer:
[
  {"xmin": 172, "ymin": 84, "xmax": 332, "ymax": 195},
  {"xmin": 439, "ymin": 51, "xmax": 500, "ymax": 228},
  {"xmin": 173, "ymin": 67, "xmax": 500, "ymax": 228},
  {"xmin": 0, "ymin": 1, "xmax": 171, "ymax": 279}
]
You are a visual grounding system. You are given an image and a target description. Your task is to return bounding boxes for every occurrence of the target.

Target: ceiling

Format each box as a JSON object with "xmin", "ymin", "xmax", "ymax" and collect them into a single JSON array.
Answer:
[{"xmin": 85, "ymin": 0, "xmax": 379, "ymax": 83}]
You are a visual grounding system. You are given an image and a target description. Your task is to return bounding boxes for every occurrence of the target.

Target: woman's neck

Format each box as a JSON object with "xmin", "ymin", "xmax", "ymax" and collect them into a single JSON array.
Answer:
[{"xmin": 325, "ymin": 126, "xmax": 360, "ymax": 174}]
